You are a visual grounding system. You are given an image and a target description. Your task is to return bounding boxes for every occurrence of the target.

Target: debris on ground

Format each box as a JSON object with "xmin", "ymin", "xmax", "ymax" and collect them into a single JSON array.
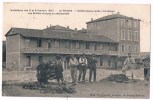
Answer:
[
  {"xmin": 22, "ymin": 82, "xmax": 76, "ymax": 94},
  {"xmin": 100, "ymin": 74, "xmax": 129, "ymax": 83}
]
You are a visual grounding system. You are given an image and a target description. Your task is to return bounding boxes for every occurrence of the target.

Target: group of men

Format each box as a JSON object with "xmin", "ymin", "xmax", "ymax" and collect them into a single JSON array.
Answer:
[
  {"xmin": 122, "ymin": 53, "xmax": 150, "ymax": 80},
  {"xmin": 36, "ymin": 52, "xmax": 150, "ymax": 86},
  {"xmin": 69, "ymin": 54, "xmax": 97, "ymax": 85}
]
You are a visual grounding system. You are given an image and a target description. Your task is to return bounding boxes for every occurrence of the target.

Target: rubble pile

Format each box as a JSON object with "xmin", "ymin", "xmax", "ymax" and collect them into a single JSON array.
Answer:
[
  {"xmin": 100, "ymin": 74, "xmax": 129, "ymax": 83},
  {"xmin": 22, "ymin": 82, "xmax": 76, "ymax": 94}
]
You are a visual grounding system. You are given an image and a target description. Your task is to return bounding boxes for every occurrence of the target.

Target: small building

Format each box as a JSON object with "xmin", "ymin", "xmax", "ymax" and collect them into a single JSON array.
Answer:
[{"xmin": 5, "ymin": 13, "xmax": 141, "ymax": 71}]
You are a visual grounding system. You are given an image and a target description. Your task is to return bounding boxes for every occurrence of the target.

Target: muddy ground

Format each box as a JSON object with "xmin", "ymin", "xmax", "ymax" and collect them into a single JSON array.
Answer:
[{"xmin": 2, "ymin": 68, "xmax": 150, "ymax": 98}]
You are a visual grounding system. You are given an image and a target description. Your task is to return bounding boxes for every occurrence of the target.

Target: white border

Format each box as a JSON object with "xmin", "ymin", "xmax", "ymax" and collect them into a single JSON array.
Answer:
[{"xmin": 0, "ymin": 0, "xmax": 152, "ymax": 100}]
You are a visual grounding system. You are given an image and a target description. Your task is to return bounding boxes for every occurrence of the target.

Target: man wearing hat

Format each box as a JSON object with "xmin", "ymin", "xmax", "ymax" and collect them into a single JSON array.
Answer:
[
  {"xmin": 88, "ymin": 54, "xmax": 97, "ymax": 82},
  {"xmin": 122, "ymin": 53, "xmax": 135, "ymax": 80},
  {"xmin": 78, "ymin": 53, "xmax": 88, "ymax": 82}
]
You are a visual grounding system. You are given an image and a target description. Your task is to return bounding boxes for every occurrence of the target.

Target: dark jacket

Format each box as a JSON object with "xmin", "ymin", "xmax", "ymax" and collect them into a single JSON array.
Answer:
[
  {"xmin": 88, "ymin": 57, "xmax": 97, "ymax": 68},
  {"xmin": 55, "ymin": 64, "xmax": 63, "ymax": 79}
]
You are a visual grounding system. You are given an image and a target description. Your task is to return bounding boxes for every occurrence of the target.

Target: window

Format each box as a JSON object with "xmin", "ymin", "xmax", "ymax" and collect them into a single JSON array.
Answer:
[
  {"xmin": 100, "ymin": 57, "xmax": 103, "ymax": 66},
  {"xmin": 37, "ymin": 38, "xmax": 42, "ymax": 47},
  {"xmin": 108, "ymin": 60, "xmax": 111, "ymax": 66},
  {"xmin": 121, "ymin": 44, "xmax": 125, "ymax": 52},
  {"xmin": 134, "ymin": 45, "xmax": 138, "ymax": 52},
  {"xmin": 100, "ymin": 43, "xmax": 103, "ymax": 50},
  {"xmin": 76, "ymin": 41, "xmax": 80, "ymax": 49},
  {"xmin": 129, "ymin": 45, "xmax": 131, "ymax": 52},
  {"xmin": 55, "ymin": 40, "xmax": 59, "ymax": 48},
  {"xmin": 128, "ymin": 20, "xmax": 132, "ymax": 27},
  {"xmin": 86, "ymin": 42, "xmax": 90, "ymax": 49},
  {"xmin": 134, "ymin": 31, "xmax": 138, "ymax": 41},
  {"xmin": 121, "ymin": 30, "xmax": 125, "ymax": 40},
  {"xmin": 25, "ymin": 38, "xmax": 30, "ymax": 43},
  {"xmin": 128, "ymin": 30, "xmax": 132, "ymax": 41},
  {"xmin": 26, "ymin": 56, "xmax": 31, "ymax": 67},
  {"xmin": 121, "ymin": 19, "xmax": 126, "ymax": 26},
  {"xmin": 39, "ymin": 56, "xmax": 43, "ymax": 63},
  {"xmin": 134, "ymin": 21, "xmax": 138, "ymax": 28},
  {"xmin": 66, "ymin": 41, "xmax": 70, "ymax": 49},
  {"xmin": 93, "ymin": 43, "xmax": 97, "ymax": 50},
  {"xmin": 47, "ymin": 40, "xmax": 52, "ymax": 48}
]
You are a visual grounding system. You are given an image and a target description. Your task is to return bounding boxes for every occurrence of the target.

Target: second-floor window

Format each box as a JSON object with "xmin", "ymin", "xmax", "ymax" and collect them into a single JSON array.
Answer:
[
  {"xmin": 93, "ymin": 43, "xmax": 97, "ymax": 50},
  {"xmin": 121, "ymin": 44, "xmax": 125, "ymax": 52},
  {"xmin": 121, "ymin": 30, "xmax": 125, "ymax": 40},
  {"xmin": 55, "ymin": 40, "xmax": 60, "ymax": 48},
  {"xmin": 76, "ymin": 41, "xmax": 80, "ymax": 49},
  {"xmin": 100, "ymin": 43, "xmax": 103, "ymax": 50},
  {"xmin": 134, "ymin": 31, "xmax": 138, "ymax": 41},
  {"xmin": 128, "ymin": 30, "xmax": 132, "ymax": 41},
  {"xmin": 37, "ymin": 38, "xmax": 42, "ymax": 47},
  {"xmin": 47, "ymin": 40, "xmax": 52, "ymax": 48},
  {"xmin": 66, "ymin": 41, "xmax": 70, "ymax": 49},
  {"xmin": 86, "ymin": 42, "xmax": 90, "ymax": 49}
]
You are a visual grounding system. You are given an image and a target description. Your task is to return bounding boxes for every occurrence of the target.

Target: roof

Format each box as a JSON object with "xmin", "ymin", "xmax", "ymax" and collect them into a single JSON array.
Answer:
[
  {"xmin": 5, "ymin": 26, "xmax": 117, "ymax": 43},
  {"xmin": 87, "ymin": 13, "xmax": 141, "ymax": 24}
]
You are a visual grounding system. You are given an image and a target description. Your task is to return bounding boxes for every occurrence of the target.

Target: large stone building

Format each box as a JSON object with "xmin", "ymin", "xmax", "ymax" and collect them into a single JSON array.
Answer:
[{"xmin": 5, "ymin": 13, "xmax": 140, "ymax": 71}]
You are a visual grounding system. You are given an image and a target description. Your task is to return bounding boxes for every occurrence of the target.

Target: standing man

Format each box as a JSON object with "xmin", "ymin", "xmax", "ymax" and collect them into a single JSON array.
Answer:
[
  {"xmin": 122, "ymin": 53, "xmax": 135, "ymax": 80},
  {"xmin": 69, "ymin": 54, "xmax": 79, "ymax": 85},
  {"xmin": 143, "ymin": 56, "xmax": 150, "ymax": 80},
  {"xmin": 78, "ymin": 53, "xmax": 88, "ymax": 82},
  {"xmin": 89, "ymin": 54, "xmax": 97, "ymax": 82}
]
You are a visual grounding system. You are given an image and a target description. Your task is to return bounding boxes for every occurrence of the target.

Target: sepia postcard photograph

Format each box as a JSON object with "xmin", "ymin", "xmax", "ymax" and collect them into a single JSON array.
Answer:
[{"xmin": 2, "ymin": 2, "xmax": 151, "ymax": 99}]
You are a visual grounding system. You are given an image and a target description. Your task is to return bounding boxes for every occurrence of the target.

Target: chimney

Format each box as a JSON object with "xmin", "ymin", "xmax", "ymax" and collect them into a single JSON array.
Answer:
[
  {"xmin": 91, "ymin": 18, "xmax": 93, "ymax": 21},
  {"xmin": 67, "ymin": 26, "xmax": 69, "ymax": 29},
  {"xmin": 82, "ymin": 28, "xmax": 85, "ymax": 30},
  {"xmin": 75, "ymin": 28, "xmax": 77, "ymax": 31}
]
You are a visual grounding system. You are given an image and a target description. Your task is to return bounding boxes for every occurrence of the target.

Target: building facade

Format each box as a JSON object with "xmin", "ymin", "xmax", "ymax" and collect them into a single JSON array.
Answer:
[{"xmin": 5, "ymin": 13, "xmax": 140, "ymax": 71}]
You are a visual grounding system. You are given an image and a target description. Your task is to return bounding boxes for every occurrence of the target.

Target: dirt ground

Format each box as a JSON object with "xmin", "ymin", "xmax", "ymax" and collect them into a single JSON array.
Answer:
[{"xmin": 2, "ymin": 68, "xmax": 150, "ymax": 98}]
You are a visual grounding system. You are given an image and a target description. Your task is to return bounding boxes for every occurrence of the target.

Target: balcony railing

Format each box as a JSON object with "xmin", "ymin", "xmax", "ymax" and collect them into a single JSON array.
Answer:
[{"xmin": 21, "ymin": 48, "xmax": 119, "ymax": 56}]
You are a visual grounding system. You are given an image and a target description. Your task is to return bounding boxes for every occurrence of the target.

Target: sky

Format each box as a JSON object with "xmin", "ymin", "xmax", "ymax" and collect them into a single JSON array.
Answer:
[{"xmin": 3, "ymin": 2, "xmax": 151, "ymax": 52}]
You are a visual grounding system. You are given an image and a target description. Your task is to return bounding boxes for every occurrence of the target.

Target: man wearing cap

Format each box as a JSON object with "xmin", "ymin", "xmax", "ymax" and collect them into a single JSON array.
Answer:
[
  {"xmin": 122, "ymin": 53, "xmax": 135, "ymax": 80},
  {"xmin": 69, "ymin": 54, "xmax": 79, "ymax": 85},
  {"xmin": 88, "ymin": 54, "xmax": 97, "ymax": 82},
  {"xmin": 78, "ymin": 53, "xmax": 88, "ymax": 82}
]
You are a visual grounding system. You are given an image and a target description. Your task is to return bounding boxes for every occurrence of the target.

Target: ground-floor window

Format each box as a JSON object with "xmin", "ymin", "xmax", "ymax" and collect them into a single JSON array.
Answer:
[
  {"xmin": 108, "ymin": 60, "xmax": 111, "ymax": 66},
  {"xmin": 100, "ymin": 57, "xmax": 103, "ymax": 66},
  {"xmin": 26, "ymin": 56, "xmax": 31, "ymax": 67},
  {"xmin": 39, "ymin": 56, "xmax": 43, "ymax": 63}
]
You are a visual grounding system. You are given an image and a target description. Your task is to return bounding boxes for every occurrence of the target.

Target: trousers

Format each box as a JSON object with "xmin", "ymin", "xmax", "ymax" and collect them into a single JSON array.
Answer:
[
  {"xmin": 78, "ymin": 66, "xmax": 86, "ymax": 81},
  {"xmin": 70, "ymin": 66, "xmax": 77, "ymax": 83},
  {"xmin": 89, "ymin": 67, "xmax": 96, "ymax": 82}
]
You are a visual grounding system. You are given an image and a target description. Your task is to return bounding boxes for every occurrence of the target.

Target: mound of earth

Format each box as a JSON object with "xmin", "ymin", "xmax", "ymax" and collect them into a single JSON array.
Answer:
[
  {"xmin": 100, "ymin": 74, "xmax": 129, "ymax": 83},
  {"xmin": 22, "ymin": 82, "xmax": 76, "ymax": 94}
]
